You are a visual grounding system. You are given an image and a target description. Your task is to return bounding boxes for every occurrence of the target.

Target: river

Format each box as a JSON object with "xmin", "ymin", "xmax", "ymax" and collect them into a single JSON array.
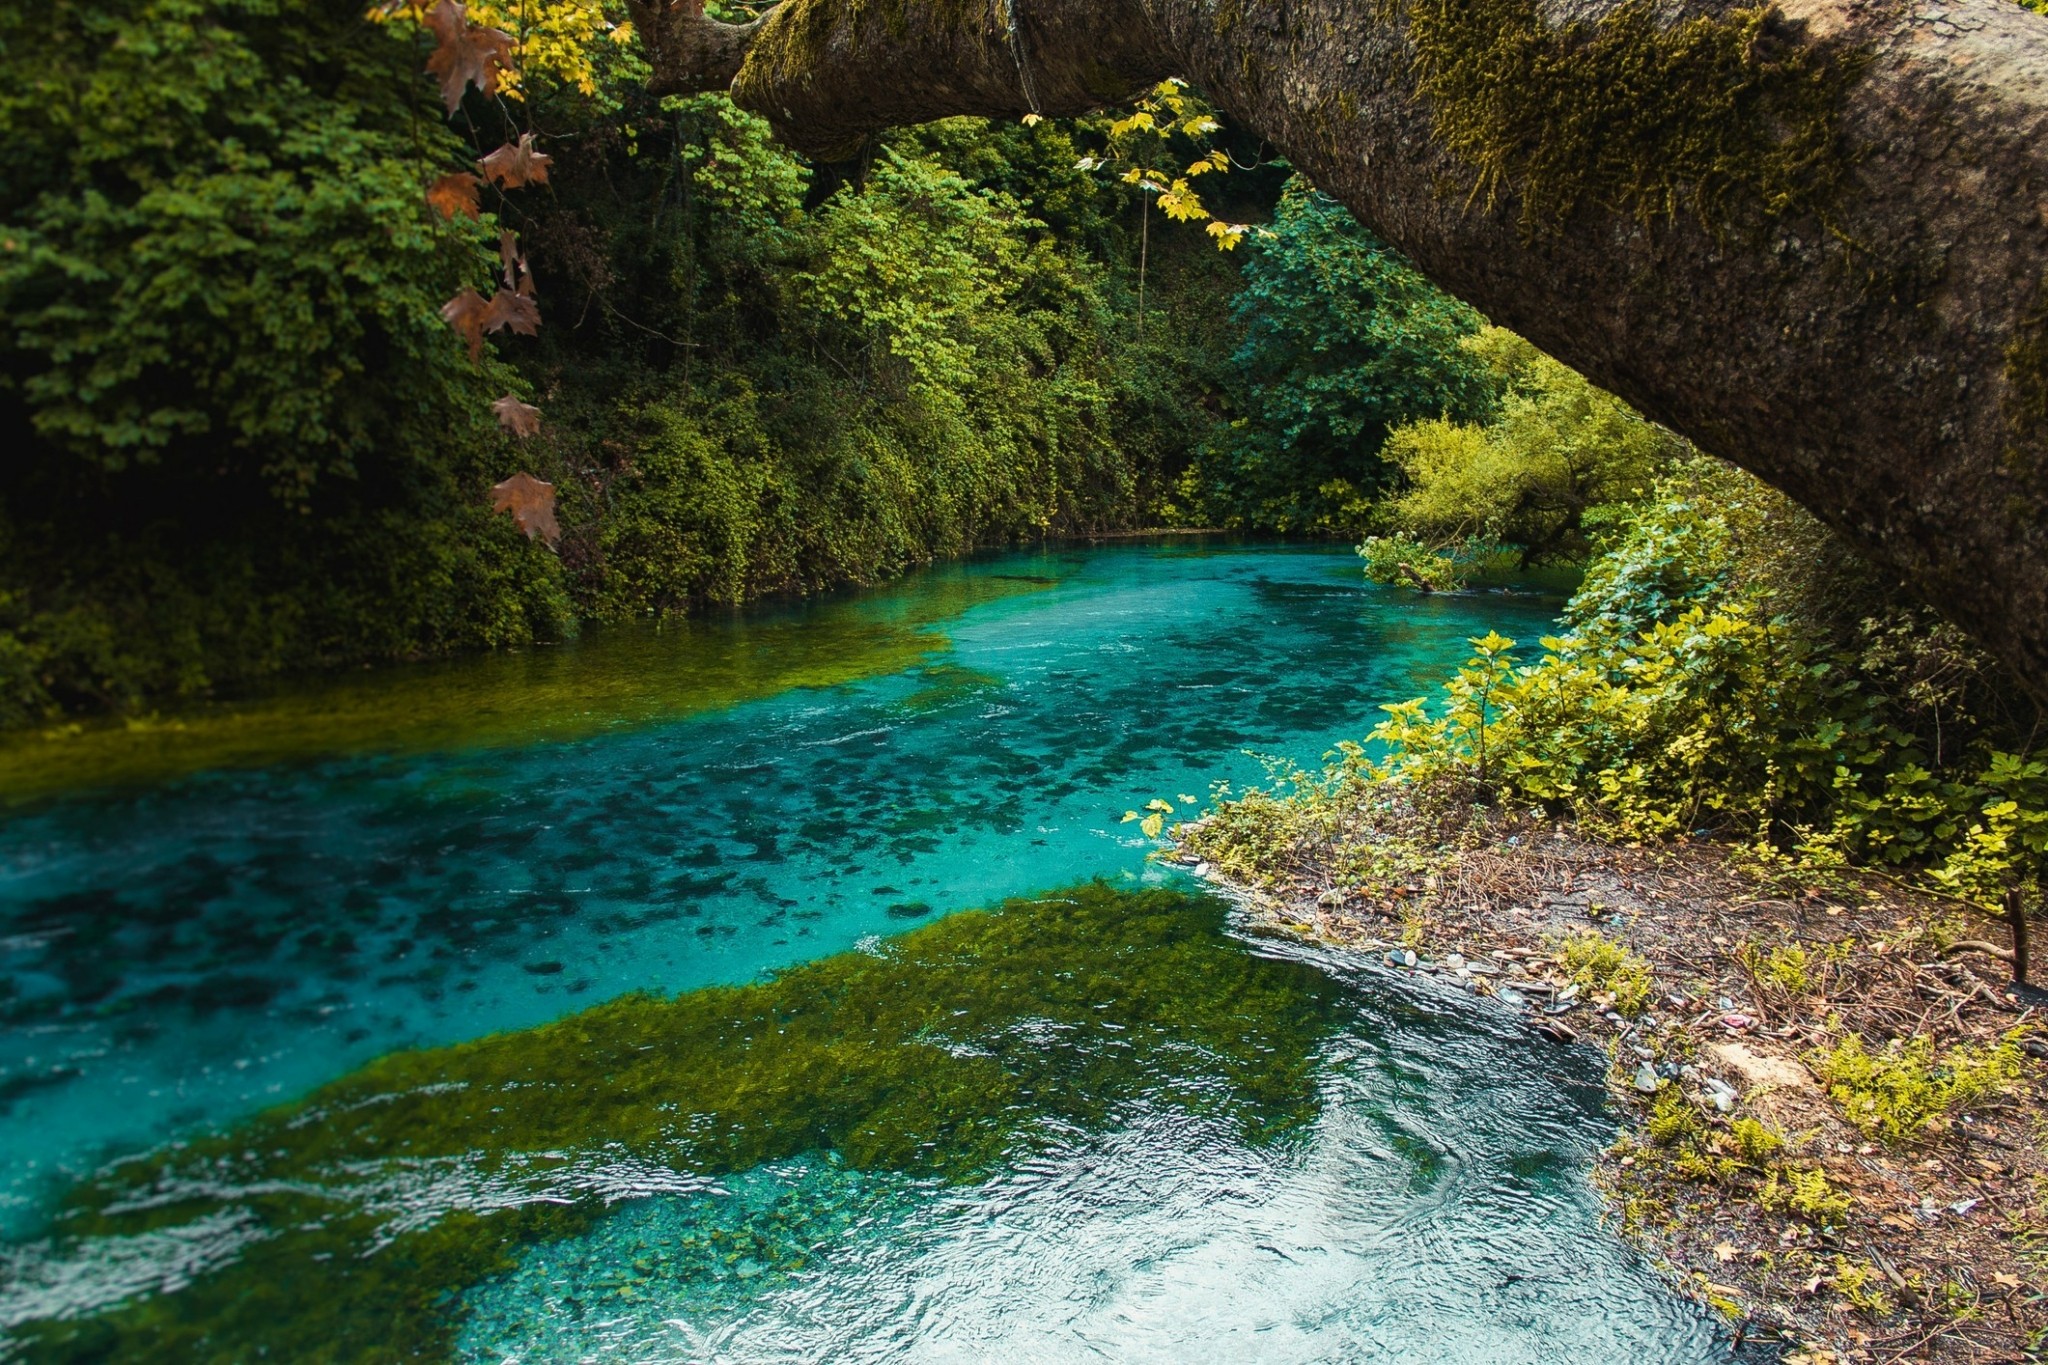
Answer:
[{"xmin": 0, "ymin": 541, "xmax": 1734, "ymax": 1361}]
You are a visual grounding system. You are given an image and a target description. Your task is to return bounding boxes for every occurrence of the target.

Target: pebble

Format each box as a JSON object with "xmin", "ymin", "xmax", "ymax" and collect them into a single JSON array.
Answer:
[
  {"xmin": 1193, "ymin": 863, "xmax": 1212, "ymax": 878},
  {"xmin": 1632, "ymin": 1064, "xmax": 1662, "ymax": 1093},
  {"xmin": 1555, "ymin": 982, "xmax": 1581, "ymax": 1003},
  {"xmin": 1495, "ymin": 986, "xmax": 1528, "ymax": 1008},
  {"xmin": 1317, "ymin": 889, "xmax": 1343, "ymax": 909}
]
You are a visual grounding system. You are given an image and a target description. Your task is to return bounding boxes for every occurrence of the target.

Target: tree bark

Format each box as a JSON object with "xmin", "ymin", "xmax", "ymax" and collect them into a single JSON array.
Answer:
[{"xmin": 635, "ymin": 0, "xmax": 2048, "ymax": 695}]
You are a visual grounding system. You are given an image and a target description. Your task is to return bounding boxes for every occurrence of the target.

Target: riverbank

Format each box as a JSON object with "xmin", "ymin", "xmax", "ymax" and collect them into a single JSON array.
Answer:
[{"xmin": 1176, "ymin": 795, "xmax": 2047, "ymax": 1364}]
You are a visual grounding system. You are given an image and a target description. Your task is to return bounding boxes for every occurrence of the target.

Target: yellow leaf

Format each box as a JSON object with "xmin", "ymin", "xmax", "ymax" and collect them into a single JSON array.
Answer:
[
  {"xmin": 1121, "ymin": 810, "xmax": 1141, "ymax": 823},
  {"xmin": 1140, "ymin": 813, "xmax": 1165, "ymax": 839},
  {"xmin": 1021, "ymin": 112, "xmax": 1042, "ymax": 125}
]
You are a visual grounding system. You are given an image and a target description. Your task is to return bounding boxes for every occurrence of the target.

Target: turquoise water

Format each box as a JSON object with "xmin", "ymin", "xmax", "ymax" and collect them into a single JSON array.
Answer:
[{"xmin": 0, "ymin": 543, "xmax": 1730, "ymax": 1360}]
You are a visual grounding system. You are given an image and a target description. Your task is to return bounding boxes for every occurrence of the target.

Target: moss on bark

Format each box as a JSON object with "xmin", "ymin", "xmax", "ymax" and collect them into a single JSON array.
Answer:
[{"xmin": 1405, "ymin": 0, "xmax": 1868, "ymax": 232}]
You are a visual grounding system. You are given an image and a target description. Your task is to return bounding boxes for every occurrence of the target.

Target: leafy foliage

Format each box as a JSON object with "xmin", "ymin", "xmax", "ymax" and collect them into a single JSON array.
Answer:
[
  {"xmin": 0, "ymin": 0, "xmax": 1273, "ymax": 725},
  {"xmin": 1376, "ymin": 328, "xmax": 1683, "ymax": 568},
  {"xmin": 0, "ymin": 0, "xmax": 503, "ymax": 500},
  {"xmin": 1179, "ymin": 180, "xmax": 1495, "ymax": 534},
  {"xmin": 1812, "ymin": 1032, "xmax": 2024, "ymax": 1143},
  {"xmin": 1194, "ymin": 452, "xmax": 2048, "ymax": 946}
]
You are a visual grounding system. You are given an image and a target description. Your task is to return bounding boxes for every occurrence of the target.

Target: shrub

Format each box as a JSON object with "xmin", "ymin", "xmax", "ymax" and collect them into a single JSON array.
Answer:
[
  {"xmin": 1555, "ymin": 928, "xmax": 1655, "ymax": 1015},
  {"xmin": 1811, "ymin": 1032, "xmax": 2024, "ymax": 1143}
]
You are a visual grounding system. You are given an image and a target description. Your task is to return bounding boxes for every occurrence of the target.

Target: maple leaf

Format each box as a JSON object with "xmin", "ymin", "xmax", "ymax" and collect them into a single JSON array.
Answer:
[
  {"xmin": 424, "ymin": 0, "xmax": 515, "ymax": 114},
  {"xmin": 498, "ymin": 230, "xmax": 529, "ymax": 291},
  {"xmin": 482, "ymin": 288, "xmax": 540, "ymax": 336},
  {"xmin": 492, "ymin": 394, "xmax": 542, "ymax": 438},
  {"xmin": 480, "ymin": 134, "xmax": 552, "ymax": 190},
  {"xmin": 426, "ymin": 171, "xmax": 482, "ymax": 220},
  {"xmin": 441, "ymin": 286, "xmax": 490, "ymax": 361},
  {"xmin": 490, "ymin": 471, "xmax": 560, "ymax": 547}
]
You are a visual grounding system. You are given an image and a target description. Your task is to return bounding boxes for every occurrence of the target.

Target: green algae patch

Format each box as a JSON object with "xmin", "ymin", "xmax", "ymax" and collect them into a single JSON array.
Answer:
[
  {"xmin": 9, "ymin": 884, "xmax": 1340, "ymax": 1362},
  {"xmin": 1406, "ymin": 0, "xmax": 1867, "ymax": 232},
  {"xmin": 0, "ymin": 567, "xmax": 1054, "ymax": 807},
  {"xmin": 895, "ymin": 661, "xmax": 1007, "ymax": 713}
]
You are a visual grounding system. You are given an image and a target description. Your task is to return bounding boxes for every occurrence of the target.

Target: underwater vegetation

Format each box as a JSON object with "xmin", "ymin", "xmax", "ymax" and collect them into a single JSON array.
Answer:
[{"xmin": 3, "ymin": 884, "xmax": 1339, "ymax": 1362}]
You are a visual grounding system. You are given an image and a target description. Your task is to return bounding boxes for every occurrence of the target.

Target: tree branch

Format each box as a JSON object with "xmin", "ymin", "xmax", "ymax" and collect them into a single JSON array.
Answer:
[{"xmin": 634, "ymin": 0, "xmax": 2048, "ymax": 697}]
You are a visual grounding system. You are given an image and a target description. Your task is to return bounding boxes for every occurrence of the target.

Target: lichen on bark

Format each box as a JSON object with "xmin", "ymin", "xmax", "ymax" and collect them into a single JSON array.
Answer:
[
  {"xmin": 1405, "ymin": 0, "xmax": 1869, "ymax": 231},
  {"xmin": 2009, "ymin": 281, "xmax": 2048, "ymax": 468}
]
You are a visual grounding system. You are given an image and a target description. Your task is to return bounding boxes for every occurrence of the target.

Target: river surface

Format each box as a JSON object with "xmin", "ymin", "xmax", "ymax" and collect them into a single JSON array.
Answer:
[{"xmin": 0, "ymin": 542, "xmax": 1733, "ymax": 1361}]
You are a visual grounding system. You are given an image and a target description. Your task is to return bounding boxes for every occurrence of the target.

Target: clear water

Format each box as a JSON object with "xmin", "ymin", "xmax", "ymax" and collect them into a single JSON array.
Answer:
[{"xmin": 0, "ymin": 542, "xmax": 1730, "ymax": 1361}]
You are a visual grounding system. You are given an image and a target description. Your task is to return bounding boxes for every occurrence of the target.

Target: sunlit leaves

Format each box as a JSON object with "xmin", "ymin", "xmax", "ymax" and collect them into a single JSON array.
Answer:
[
  {"xmin": 421, "ymin": 0, "xmax": 515, "ymax": 112},
  {"xmin": 376, "ymin": 0, "xmax": 617, "ymax": 101},
  {"xmin": 1156, "ymin": 180, "xmax": 1208, "ymax": 222},
  {"xmin": 1122, "ymin": 797, "xmax": 1178, "ymax": 839},
  {"xmin": 1091, "ymin": 80, "xmax": 1243, "ymax": 250},
  {"xmin": 480, "ymin": 133, "xmax": 552, "ymax": 189}
]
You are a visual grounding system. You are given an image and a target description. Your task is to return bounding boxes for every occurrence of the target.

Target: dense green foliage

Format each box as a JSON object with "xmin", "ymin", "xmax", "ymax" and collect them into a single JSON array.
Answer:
[
  {"xmin": 1203, "ymin": 457, "xmax": 2048, "ymax": 924},
  {"xmin": 20, "ymin": 884, "xmax": 1337, "ymax": 1361},
  {"xmin": 1378, "ymin": 329, "xmax": 1682, "ymax": 565},
  {"xmin": 0, "ymin": 0, "xmax": 581, "ymax": 724},
  {"xmin": 1356, "ymin": 328, "xmax": 1682, "ymax": 588},
  {"xmin": 1173, "ymin": 181, "xmax": 1495, "ymax": 534},
  {"xmin": 0, "ymin": 0, "xmax": 1278, "ymax": 727}
]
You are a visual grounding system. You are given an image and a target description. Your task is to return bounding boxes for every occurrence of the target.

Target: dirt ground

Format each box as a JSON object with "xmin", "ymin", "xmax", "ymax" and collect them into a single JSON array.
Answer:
[{"xmin": 1178, "ymin": 816, "xmax": 2048, "ymax": 1364}]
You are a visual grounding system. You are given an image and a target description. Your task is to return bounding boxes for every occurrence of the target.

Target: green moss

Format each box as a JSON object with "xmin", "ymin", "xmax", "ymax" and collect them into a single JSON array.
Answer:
[
  {"xmin": 2007, "ymin": 279, "xmax": 2048, "ymax": 475},
  {"xmin": 735, "ymin": 0, "xmax": 981, "ymax": 121},
  {"xmin": 14, "ymin": 884, "xmax": 1340, "ymax": 1362},
  {"xmin": 1405, "ymin": 0, "xmax": 1868, "ymax": 232}
]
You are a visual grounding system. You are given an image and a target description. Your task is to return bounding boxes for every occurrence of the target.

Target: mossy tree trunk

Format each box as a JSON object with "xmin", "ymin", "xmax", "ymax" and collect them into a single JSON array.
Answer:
[{"xmin": 630, "ymin": 0, "xmax": 2048, "ymax": 695}]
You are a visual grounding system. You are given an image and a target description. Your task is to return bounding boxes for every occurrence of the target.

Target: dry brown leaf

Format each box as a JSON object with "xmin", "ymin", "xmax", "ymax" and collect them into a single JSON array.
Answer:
[
  {"xmin": 424, "ymin": 0, "xmax": 515, "ymax": 113},
  {"xmin": 490, "ymin": 471, "xmax": 560, "ymax": 546},
  {"xmin": 498, "ymin": 230, "xmax": 525, "ymax": 287},
  {"xmin": 1712, "ymin": 1241, "xmax": 1738, "ymax": 1263},
  {"xmin": 441, "ymin": 286, "xmax": 490, "ymax": 361},
  {"xmin": 482, "ymin": 288, "xmax": 540, "ymax": 337},
  {"xmin": 481, "ymin": 133, "xmax": 552, "ymax": 190},
  {"xmin": 426, "ymin": 171, "xmax": 483, "ymax": 220},
  {"xmin": 492, "ymin": 394, "xmax": 542, "ymax": 438}
]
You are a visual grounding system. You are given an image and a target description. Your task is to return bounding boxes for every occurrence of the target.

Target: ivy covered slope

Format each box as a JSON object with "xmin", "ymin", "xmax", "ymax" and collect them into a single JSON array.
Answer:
[{"xmin": 0, "ymin": 0, "xmax": 1271, "ymax": 729}]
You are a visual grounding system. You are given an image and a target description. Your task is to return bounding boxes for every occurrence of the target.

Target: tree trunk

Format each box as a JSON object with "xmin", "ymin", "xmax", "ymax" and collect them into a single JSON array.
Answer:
[{"xmin": 630, "ymin": 0, "xmax": 2048, "ymax": 695}]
